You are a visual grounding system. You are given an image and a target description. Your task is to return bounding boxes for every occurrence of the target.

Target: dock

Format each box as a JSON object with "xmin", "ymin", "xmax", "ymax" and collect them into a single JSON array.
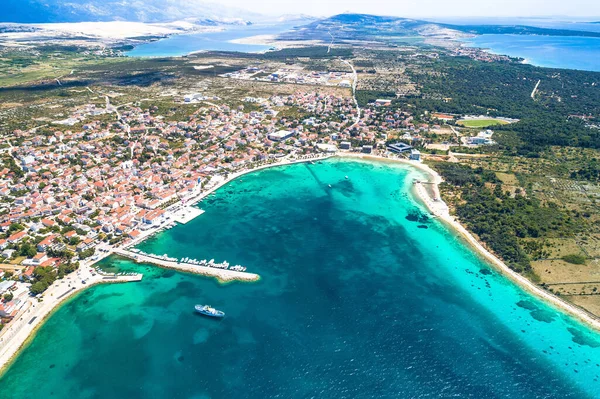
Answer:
[
  {"xmin": 113, "ymin": 248, "xmax": 260, "ymax": 282},
  {"xmin": 100, "ymin": 274, "xmax": 143, "ymax": 282},
  {"xmin": 171, "ymin": 206, "xmax": 205, "ymax": 224}
]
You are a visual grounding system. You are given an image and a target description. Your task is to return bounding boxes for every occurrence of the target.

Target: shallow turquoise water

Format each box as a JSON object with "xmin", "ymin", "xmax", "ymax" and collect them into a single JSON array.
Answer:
[
  {"xmin": 462, "ymin": 34, "xmax": 600, "ymax": 72},
  {"xmin": 1, "ymin": 158, "xmax": 599, "ymax": 398},
  {"xmin": 126, "ymin": 23, "xmax": 295, "ymax": 57}
]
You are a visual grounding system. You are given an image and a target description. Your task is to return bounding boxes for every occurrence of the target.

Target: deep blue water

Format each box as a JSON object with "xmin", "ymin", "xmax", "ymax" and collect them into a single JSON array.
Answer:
[
  {"xmin": 126, "ymin": 23, "xmax": 296, "ymax": 57},
  {"xmin": 1, "ymin": 159, "xmax": 599, "ymax": 398},
  {"xmin": 461, "ymin": 34, "xmax": 600, "ymax": 72}
]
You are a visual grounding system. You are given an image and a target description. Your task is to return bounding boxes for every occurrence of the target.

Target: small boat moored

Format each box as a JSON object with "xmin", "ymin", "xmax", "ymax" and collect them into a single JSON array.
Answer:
[{"xmin": 195, "ymin": 304, "xmax": 225, "ymax": 318}]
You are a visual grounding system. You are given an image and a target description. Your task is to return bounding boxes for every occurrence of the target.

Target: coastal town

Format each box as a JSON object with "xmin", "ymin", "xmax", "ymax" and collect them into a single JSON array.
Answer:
[
  {"xmin": 2, "ymin": 2, "xmax": 600, "ymax": 396},
  {"xmin": 1, "ymin": 69, "xmax": 473, "ymax": 352},
  {"xmin": 1, "ymin": 48, "xmax": 591, "ymax": 348}
]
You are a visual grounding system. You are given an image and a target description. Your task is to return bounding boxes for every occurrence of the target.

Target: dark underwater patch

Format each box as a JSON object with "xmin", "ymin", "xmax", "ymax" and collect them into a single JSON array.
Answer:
[
  {"xmin": 516, "ymin": 300, "xmax": 537, "ymax": 311},
  {"xmin": 405, "ymin": 209, "xmax": 430, "ymax": 223},
  {"xmin": 567, "ymin": 327, "xmax": 600, "ymax": 348},
  {"xmin": 530, "ymin": 309, "xmax": 556, "ymax": 323},
  {"xmin": 160, "ymin": 270, "xmax": 176, "ymax": 278}
]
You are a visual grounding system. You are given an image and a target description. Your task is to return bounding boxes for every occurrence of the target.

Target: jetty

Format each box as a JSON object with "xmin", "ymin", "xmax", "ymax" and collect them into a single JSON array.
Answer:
[
  {"xmin": 171, "ymin": 206, "xmax": 205, "ymax": 224},
  {"xmin": 113, "ymin": 248, "xmax": 260, "ymax": 282}
]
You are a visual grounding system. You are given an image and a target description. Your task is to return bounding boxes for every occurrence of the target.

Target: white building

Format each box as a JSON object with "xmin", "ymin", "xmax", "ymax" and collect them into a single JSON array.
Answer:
[
  {"xmin": 467, "ymin": 130, "xmax": 496, "ymax": 145},
  {"xmin": 315, "ymin": 143, "xmax": 338, "ymax": 153},
  {"xmin": 375, "ymin": 99, "xmax": 392, "ymax": 106},
  {"xmin": 409, "ymin": 149, "xmax": 421, "ymax": 161},
  {"xmin": 268, "ymin": 130, "xmax": 294, "ymax": 142}
]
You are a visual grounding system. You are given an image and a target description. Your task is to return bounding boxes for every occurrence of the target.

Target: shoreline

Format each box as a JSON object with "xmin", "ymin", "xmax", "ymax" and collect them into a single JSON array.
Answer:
[
  {"xmin": 0, "ymin": 269, "xmax": 141, "ymax": 376},
  {"xmin": 346, "ymin": 153, "xmax": 600, "ymax": 332},
  {"xmin": 0, "ymin": 154, "xmax": 333, "ymax": 376},
  {"xmin": 135, "ymin": 150, "xmax": 600, "ymax": 332},
  {"xmin": 2, "ymin": 151, "xmax": 599, "ymax": 376}
]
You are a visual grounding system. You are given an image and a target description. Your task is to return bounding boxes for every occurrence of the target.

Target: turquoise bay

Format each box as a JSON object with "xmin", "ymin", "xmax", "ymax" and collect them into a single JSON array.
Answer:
[
  {"xmin": 461, "ymin": 34, "xmax": 600, "ymax": 72},
  {"xmin": 126, "ymin": 23, "xmax": 296, "ymax": 57},
  {"xmin": 1, "ymin": 158, "xmax": 599, "ymax": 398}
]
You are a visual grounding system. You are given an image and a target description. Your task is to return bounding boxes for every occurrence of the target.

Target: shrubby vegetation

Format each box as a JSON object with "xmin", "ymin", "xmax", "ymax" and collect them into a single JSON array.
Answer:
[
  {"xmin": 29, "ymin": 262, "xmax": 78, "ymax": 295},
  {"xmin": 562, "ymin": 254, "xmax": 587, "ymax": 265},
  {"xmin": 433, "ymin": 163, "xmax": 577, "ymax": 274},
  {"xmin": 570, "ymin": 158, "xmax": 600, "ymax": 181},
  {"xmin": 403, "ymin": 57, "xmax": 600, "ymax": 151},
  {"xmin": 205, "ymin": 46, "xmax": 353, "ymax": 61}
]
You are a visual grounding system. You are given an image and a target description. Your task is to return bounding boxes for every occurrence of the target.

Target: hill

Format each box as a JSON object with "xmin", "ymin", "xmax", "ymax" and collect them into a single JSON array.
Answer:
[
  {"xmin": 280, "ymin": 13, "xmax": 600, "ymax": 42},
  {"xmin": 1, "ymin": 0, "xmax": 258, "ymax": 24}
]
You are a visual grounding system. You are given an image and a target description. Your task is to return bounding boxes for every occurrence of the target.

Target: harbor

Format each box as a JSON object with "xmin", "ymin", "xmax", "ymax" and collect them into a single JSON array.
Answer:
[{"xmin": 113, "ymin": 248, "xmax": 259, "ymax": 282}]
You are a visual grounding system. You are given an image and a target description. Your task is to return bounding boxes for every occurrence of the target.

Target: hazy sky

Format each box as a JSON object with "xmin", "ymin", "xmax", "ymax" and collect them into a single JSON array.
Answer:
[{"xmin": 224, "ymin": 0, "xmax": 600, "ymax": 18}]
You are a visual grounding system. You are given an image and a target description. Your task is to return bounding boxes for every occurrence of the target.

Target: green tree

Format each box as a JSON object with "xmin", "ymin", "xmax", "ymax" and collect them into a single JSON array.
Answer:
[
  {"xmin": 8, "ymin": 223, "xmax": 24, "ymax": 233},
  {"xmin": 19, "ymin": 242, "xmax": 37, "ymax": 258},
  {"xmin": 30, "ymin": 281, "xmax": 49, "ymax": 295},
  {"xmin": 79, "ymin": 248, "xmax": 95, "ymax": 260}
]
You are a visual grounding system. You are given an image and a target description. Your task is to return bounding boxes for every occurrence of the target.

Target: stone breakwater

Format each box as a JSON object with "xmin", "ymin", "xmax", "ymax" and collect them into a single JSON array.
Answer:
[{"xmin": 113, "ymin": 248, "xmax": 260, "ymax": 283}]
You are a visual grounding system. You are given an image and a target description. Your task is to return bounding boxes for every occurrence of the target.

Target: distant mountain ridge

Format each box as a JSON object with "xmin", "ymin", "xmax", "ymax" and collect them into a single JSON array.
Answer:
[
  {"xmin": 1, "ymin": 0, "xmax": 259, "ymax": 24},
  {"xmin": 279, "ymin": 13, "xmax": 430, "ymax": 41},
  {"xmin": 280, "ymin": 13, "xmax": 600, "ymax": 42},
  {"xmin": 439, "ymin": 23, "xmax": 600, "ymax": 37}
]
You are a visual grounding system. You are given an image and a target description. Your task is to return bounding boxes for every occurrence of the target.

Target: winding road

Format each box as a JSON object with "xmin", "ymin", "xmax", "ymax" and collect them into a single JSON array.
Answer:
[{"xmin": 340, "ymin": 59, "xmax": 361, "ymax": 128}]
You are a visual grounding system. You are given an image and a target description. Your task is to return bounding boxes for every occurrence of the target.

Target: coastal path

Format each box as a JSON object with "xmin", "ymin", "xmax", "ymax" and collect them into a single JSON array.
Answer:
[{"xmin": 0, "ymin": 265, "xmax": 142, "ymax": 371}]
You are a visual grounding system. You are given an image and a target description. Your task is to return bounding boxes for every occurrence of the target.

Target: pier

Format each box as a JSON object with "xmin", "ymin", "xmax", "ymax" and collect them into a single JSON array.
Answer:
[
  {"xmin": 171, "ymin": 206, "xmax": 205, "ymax": 224},
  {"xmin": 113, "ymin": 248, "xmax": 260, "ymax": 282}
]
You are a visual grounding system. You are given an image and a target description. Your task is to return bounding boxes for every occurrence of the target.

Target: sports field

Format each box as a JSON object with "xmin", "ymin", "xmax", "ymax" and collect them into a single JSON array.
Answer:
[{"xmin": 457, "ymin": 118, "xmax": 510, "ymax": 127}]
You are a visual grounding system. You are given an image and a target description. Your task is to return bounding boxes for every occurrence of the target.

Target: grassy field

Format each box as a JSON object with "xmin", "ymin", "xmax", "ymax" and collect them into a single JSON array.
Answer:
[{"xmin": 457, "ymin": 118, "xmax": 509, "ymax": 128}]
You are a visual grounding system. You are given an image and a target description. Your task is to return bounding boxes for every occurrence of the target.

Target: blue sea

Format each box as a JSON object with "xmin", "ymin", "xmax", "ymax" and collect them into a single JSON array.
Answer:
[
  {"xmin": 461, "ymin": 34, "xmax": 600, "ymax": 72},
  {"xmin": 1, "ymin": 159, "xmax": 599, "ymax": 398},
  {"xmin": 126, "ymin": 23, "xmax": 297, "ymax": 57}
]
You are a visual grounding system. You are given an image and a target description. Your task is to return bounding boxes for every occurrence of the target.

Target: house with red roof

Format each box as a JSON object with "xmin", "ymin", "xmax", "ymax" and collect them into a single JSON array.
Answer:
[
  {"xmin": 7, "ymin": 231, "xmax": 27, "ymax": 244},
  {"xmin": 41, "ymin": 218, "xmax": 56, "ymax": 227},
  {"xmin": 37, "ymin": 234, "xmax": 57, "ymax": 252}
]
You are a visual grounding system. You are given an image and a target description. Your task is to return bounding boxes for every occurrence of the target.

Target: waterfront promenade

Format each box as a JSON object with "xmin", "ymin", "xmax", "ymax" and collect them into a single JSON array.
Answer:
[{"xmin": 0, "ymin": 261, "xmax": 143, "ymax": 372}]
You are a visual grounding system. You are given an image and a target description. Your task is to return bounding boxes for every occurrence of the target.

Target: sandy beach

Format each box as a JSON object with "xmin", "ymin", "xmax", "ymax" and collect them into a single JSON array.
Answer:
[
  {"xmin": 0, "ymin": 255, "xmax": 142, "ymax": 374},
  {"xmin": 340, "ymin": 152, "xmax": 600, "ymax": 332},
  {"xmin": 229, "ymin": 34, "xmax": 325, "ymax": 49}
]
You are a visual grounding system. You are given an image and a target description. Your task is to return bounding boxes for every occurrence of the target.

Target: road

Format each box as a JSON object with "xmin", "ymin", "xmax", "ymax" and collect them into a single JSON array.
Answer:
[
  {"xmin": 340, "ymin": 59, "xmax": 361, "ymax": 128},
  {"xmin": 327, "ymin": 29, "xmax": 334, "ymax": 53},
  {"xmin": 531, "ymin": 79, "xmax": 541, "ymax": 99}
]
